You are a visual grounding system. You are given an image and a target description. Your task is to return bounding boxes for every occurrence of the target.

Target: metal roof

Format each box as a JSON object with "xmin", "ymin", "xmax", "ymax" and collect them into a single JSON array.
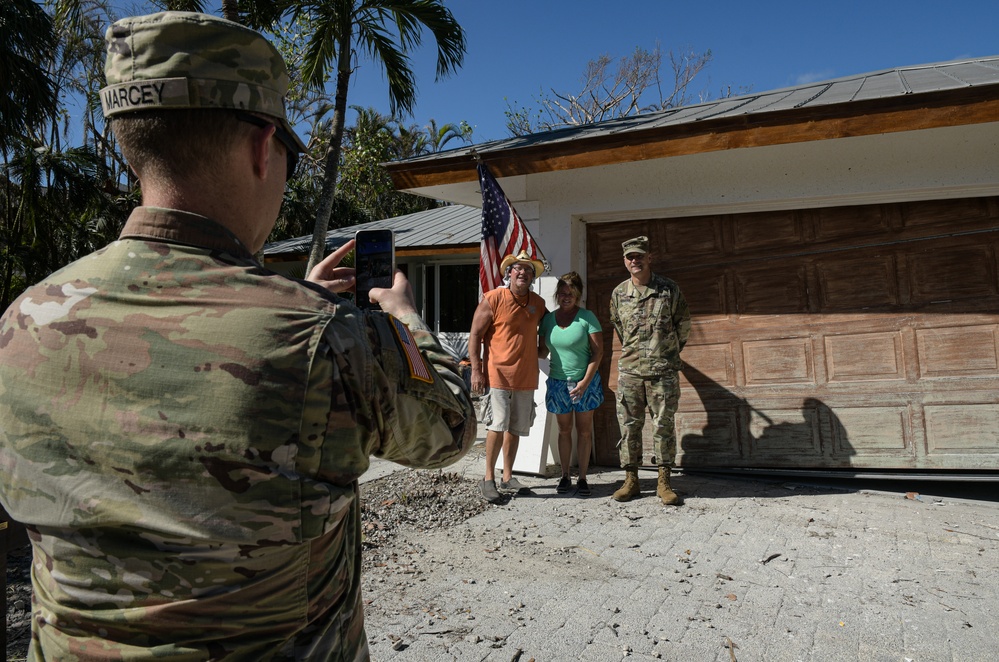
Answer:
[
  {"xmin": 392, "ymin": 56, "xmax": 999, "ymax": 165},
  {"xmin": 263, "ymin": 204, "xmax": 480, "ymax": 256}
]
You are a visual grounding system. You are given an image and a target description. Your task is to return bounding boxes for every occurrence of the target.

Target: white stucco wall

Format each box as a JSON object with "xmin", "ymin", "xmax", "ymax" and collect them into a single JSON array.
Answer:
[{"xmin": 486, "ymin": 122, "xmax": 999, "ymax": 292}]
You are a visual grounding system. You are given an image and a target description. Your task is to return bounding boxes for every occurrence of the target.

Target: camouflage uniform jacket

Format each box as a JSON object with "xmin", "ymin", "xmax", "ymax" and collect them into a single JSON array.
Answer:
[
  {"xmin": 0, "ymin": 207, "xmax": 475, "ymax": 661},
  {"xmin": 609, "ymin": 273, "xmax": 691, "ymax": 377}
]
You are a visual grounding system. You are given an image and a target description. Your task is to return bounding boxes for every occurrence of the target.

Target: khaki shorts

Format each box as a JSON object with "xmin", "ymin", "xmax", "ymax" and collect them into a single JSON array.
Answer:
[{"xmin": 481, "ymin": 388, "xmax": 537, "ymax": 437}]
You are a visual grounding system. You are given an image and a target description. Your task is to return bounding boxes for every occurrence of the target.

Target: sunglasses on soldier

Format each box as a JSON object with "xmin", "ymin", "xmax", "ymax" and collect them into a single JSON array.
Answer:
[{"xmin": 234, "ymin": 111, "xmax": 299, "ymax": 181}]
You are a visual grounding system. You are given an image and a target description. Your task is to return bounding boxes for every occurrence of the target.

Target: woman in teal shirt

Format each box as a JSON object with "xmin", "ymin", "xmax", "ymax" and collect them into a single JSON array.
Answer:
[{"xmin": 540, "ymin": 272, "xmax": 604, "ymax": 496}]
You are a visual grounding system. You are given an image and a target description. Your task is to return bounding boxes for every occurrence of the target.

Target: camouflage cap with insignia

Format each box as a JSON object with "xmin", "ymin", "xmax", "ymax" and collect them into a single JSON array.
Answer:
[
  {"xmin": 100, "ymin": 11, "xmax": 306, "ymax": 152},
  {"xmin": 622, "ymin": 236, "xmax": 650, "ymax": 255}
]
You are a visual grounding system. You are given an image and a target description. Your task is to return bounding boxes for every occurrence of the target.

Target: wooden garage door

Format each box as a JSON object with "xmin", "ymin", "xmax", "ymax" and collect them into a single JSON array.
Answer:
[{"xmin": 586, "ymin": 196, "xmax": 999, "ymax": 470}]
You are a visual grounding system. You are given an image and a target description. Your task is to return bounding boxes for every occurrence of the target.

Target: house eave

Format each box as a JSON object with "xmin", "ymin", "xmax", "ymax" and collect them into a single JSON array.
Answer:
[{"xmin": 386, "ymin": 86, "xmax": 999, "ymax": 192}]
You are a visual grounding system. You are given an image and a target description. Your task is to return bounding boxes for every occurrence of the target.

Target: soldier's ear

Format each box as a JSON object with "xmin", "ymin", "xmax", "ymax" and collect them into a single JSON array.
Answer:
[{"xmin": 248, "ymin": 122, "xmax": 277, "ymax": 180}]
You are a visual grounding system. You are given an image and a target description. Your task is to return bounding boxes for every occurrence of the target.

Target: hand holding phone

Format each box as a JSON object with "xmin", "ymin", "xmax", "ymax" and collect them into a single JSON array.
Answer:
[
  {"xmin": 354, "ymin": 229, "xmax": 395, "ymax": 309},
  {"xmin": 306, "ymin": 239, "xmax": 356, "ymax": 294}
]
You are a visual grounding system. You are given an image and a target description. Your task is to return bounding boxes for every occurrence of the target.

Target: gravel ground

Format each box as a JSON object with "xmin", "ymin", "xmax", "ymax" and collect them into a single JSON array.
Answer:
[
  {"xmin": 360, "ymin": 469, "xmax": 488, "ymax": 570},
  {"xmin": 5, "ymin": 543, "xmax": 31, "ymax": 661},
  {"xmin": 4, "ymin": 468, "xmax": 487, "ymax": 661}
]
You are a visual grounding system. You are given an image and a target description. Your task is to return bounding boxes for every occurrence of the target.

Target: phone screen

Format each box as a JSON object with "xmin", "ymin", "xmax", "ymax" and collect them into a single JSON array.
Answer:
[{"xmin": 354, "ymin": 229, "xmax": 395, "ymax": 309}]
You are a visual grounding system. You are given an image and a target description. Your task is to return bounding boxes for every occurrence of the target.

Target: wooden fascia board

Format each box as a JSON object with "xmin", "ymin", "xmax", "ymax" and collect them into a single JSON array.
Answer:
[
  {"xmin": 398, "ymin": 245, "xmax": 479, "ymax": 257},
  {"xmin": 263, "ymin": 245, "xmax": 478, "ymax": 262},
  {"xmin": 387, "ymin": 89, "xmax": 999, "ymax": 191}
]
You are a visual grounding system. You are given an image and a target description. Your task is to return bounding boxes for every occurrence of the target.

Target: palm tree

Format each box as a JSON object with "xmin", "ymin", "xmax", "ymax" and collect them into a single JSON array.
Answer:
[
  {"xmin": 0, "ymin": 0, "xmax": 60, "ymax": 156},
  {"xmin": 0, "ymin": 1, "xmax": 137, "ymax": 309},
  {"xmin": 424, "ymin": 118, "xmax": 472, "ymax": 153},
  {"xmin": 337, "ymin": 106, "xmax": 429, "ymax": 222},
  {"xmin": 154, "ymin": 1, "xmax": 285, "ymax": 27},
  {"xmin": 348, "ymin": 106, "xmax": 396, "ymax": 145},
  {"xmin": 221, "ymin": 0, "xmax": 239, "ymax": 21},
  {"xmin": 292, "ymin": 0, "xmax": 466, "ymax": 274},
  {"xmin": 1, "ymin": 144, "xmax": 125, "ymax": 310}
]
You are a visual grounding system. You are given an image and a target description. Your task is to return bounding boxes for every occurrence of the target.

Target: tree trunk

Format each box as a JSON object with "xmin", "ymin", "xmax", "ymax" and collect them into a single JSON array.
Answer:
[
  {"xmin": 1, "ymin": 160, "xmax": 14, "ymax": 311},
  {"xmin": 221, "ymin": 0, "xmax": 239, "ymax": 22},
  {"xmin": 305, "ymin": 30, "xmax": 353, "ymax": 276}
]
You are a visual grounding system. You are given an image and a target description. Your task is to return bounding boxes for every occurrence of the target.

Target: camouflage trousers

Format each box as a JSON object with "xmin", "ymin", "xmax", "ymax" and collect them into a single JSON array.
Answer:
[{"xmin": 615, "ymin": 371, "xmax": 680, "ymax": 468}]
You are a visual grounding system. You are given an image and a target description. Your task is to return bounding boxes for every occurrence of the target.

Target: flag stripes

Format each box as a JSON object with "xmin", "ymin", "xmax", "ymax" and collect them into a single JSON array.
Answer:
[{"xmin": 477, "ymin": 163, "xmax": 547, "ymax": 295}]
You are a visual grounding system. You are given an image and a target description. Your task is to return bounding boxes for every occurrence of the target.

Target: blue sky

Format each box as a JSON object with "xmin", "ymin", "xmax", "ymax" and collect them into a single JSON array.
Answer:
[
  {"xmin": 102, "ymin": 1, "xmax": 999, "ymax": 144},
  {"xmin": 340, "ymin": 0, "xmax": 999, "ymax": 142}
]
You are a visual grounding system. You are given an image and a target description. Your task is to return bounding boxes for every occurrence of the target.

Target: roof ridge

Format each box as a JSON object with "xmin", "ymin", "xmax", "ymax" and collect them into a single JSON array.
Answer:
[{"xmin": 388, "ymin": 54, "xmax": 999, "ymax": 167}]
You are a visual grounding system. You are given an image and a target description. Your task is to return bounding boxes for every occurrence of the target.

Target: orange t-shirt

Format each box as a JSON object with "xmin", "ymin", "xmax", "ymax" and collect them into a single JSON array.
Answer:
[{"xmin": 483, "ymin": 287, "xmax": 546, "ymax": 390}]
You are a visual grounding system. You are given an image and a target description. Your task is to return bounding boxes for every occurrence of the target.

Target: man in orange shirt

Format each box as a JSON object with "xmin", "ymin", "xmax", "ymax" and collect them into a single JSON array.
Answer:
[{"xmin": 469, "ymin": 250, "xmax": 548, "ymax": 502}]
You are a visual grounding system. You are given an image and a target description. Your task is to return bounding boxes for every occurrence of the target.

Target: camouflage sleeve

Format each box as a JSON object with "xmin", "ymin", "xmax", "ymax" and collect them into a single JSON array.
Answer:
[
  {"xmin": 303, "ymin": 308, "xmax": 475, "ymax": 487},
  {"xmin": 673, "ymin": 287, "xmax": 691, "ymax": 352},
  {"xmin": 609, "ymin": 287, "xmax": 623, "ymax": 342},
  {"xmin": 364, "ymin": 311, "xmax": 475, "ymax": 468}
]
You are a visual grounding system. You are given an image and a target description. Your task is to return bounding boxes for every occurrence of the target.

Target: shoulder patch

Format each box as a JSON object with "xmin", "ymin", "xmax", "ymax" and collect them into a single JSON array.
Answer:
[{"xmin": 389, "ymin": 315, "xmax": 434, "ymax": 383}]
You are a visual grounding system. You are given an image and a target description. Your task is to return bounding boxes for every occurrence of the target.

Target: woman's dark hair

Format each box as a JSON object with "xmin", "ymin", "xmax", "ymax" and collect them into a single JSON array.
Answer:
[{"xmin": 553, "ymin": 271, "xmax": 583, "ymax": 304}]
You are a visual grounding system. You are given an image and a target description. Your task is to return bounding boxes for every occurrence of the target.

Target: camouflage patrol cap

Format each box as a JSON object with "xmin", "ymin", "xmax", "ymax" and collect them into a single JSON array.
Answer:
[
  {"xmin": 622, "ymin": 236, "xmax": 649, "ymax": 255},
  {"xmin": 100, "ymin": 11, "xmax": 306, "ymax": 152}
]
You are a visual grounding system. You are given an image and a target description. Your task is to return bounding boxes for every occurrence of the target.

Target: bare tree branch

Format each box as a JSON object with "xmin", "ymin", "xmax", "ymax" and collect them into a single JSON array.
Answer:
[{"xmin": 505, "ymin": 42, "xmax": 719, "ymax": 136}]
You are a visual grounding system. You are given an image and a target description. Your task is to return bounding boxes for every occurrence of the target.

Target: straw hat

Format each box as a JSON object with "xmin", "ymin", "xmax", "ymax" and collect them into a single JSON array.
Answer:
[{"xmin": 499, "ymin": 249, "xmax": 544, "ymax": 277}]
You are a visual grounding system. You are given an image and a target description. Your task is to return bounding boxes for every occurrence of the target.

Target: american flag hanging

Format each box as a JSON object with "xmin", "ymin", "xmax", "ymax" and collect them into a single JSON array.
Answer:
[{"xmin": 477, "ymin": 163, "xmax": 548, "ymax": 295}]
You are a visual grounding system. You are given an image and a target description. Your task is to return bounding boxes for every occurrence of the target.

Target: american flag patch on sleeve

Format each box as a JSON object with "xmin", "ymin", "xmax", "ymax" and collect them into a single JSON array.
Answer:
[{"xmin": 389, "ymin": 316, "xmax": 434, "ymax": 383}]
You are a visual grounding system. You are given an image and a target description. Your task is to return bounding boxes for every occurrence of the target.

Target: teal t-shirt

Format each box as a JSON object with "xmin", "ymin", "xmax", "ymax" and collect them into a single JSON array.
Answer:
[{"xmin": 540, "ymin": 307, "xmax": 602, "ymax": 380}]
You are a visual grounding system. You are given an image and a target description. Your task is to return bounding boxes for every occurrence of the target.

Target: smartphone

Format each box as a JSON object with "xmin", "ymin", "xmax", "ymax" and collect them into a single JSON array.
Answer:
[{"xmin": 354, "ymin": 229, "xmax": 395, "ymax": 309}]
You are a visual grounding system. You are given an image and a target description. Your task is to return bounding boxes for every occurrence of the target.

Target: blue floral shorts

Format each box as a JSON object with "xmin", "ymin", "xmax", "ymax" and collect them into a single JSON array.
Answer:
[{"xmin": 545, "ymin": 371, "xmax": 604, "ymax": 415}]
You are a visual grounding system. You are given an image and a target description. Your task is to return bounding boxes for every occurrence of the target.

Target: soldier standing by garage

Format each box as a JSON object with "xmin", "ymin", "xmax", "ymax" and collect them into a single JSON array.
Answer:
[{"xmin": 609, "ymin": 236, "xmax": 691, "ymax": 505}]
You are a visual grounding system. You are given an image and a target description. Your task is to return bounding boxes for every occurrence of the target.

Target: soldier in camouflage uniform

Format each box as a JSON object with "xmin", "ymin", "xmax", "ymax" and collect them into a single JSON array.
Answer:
[
  {"xmin": 609, "ymin": 236, "xmax": 691, "ymax": 505},
  {"xmin": 0, "ymin": 12, "xmax": 474, "ymax": 661}
]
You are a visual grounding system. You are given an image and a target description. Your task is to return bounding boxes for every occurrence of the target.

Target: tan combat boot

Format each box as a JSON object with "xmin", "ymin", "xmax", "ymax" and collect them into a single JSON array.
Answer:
[
  {"xmin": 657, "ymin": 466, "xmax": 682, "ymax": 506},
  {"xmin": 612, "ymin": 468, "xmax": 640, "ymax": 502}
]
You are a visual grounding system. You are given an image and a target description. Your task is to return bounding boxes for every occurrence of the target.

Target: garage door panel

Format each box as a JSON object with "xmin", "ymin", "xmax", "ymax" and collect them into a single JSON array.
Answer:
[
  {"xmin": 588, "ymin": 287, "xmax": 613, "ymax": 325},
  {"xmin": 676, "ymin": 270, "xmax": 728, "ymax": 318},
  {"xmin": 743, "ymin": 338, "xmax": 814, "ymax": 384},
  {"xmin": 589, "ymin": 285, "xmax": 617, "ymax": 411},
  {"xmin": 900, "ymin": 196, "xmax": 995, "ymax": 229},
  {"xmin": 736, "ymin": 262, "xmax": 809, "ymax": 314},
  {"xmin": 815, "ymin": 253, "xmax": 899, "ymax": 310},
  {"xmin": 814, "ymin": 204, "xmax": 891, "ymax": 242},
  {"xmin": 916, "ymin": 325, "xmax": 999, "ymax": 376},
  {"xmin": 676, "ymin": 409, "xmax": 742, "ymax": 464},
  {"xmin": 663, "ymin": 216, "xmax": 724, "ymax": 257},
  {"xmin": 731, "ymin": 209, "xmax": 801, "ymax": 253},
  {"xmin": 825, "ymin": 331, "xmax": 905, "ymax": 382},
  {"xmin": 586, "ymin": 221, "xmax": 647, "ymax": 279},
  {"xmin": 905, "ymin": 243, "xmax": 998, "ymax": 303},
  {"xmin": 749, "ymin": 406, "xmax": 822, "ymax": 460},
  {"xmin": 832, "ymin": 406, "xmax": 910, "ymax": 456},
  {"xmin": 924, "ymin": 403, "xmax": 999, "ymax": 454},
  {"xmin": 682, "ymin": 344, "xmax": 736, "ymax": 387}
]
